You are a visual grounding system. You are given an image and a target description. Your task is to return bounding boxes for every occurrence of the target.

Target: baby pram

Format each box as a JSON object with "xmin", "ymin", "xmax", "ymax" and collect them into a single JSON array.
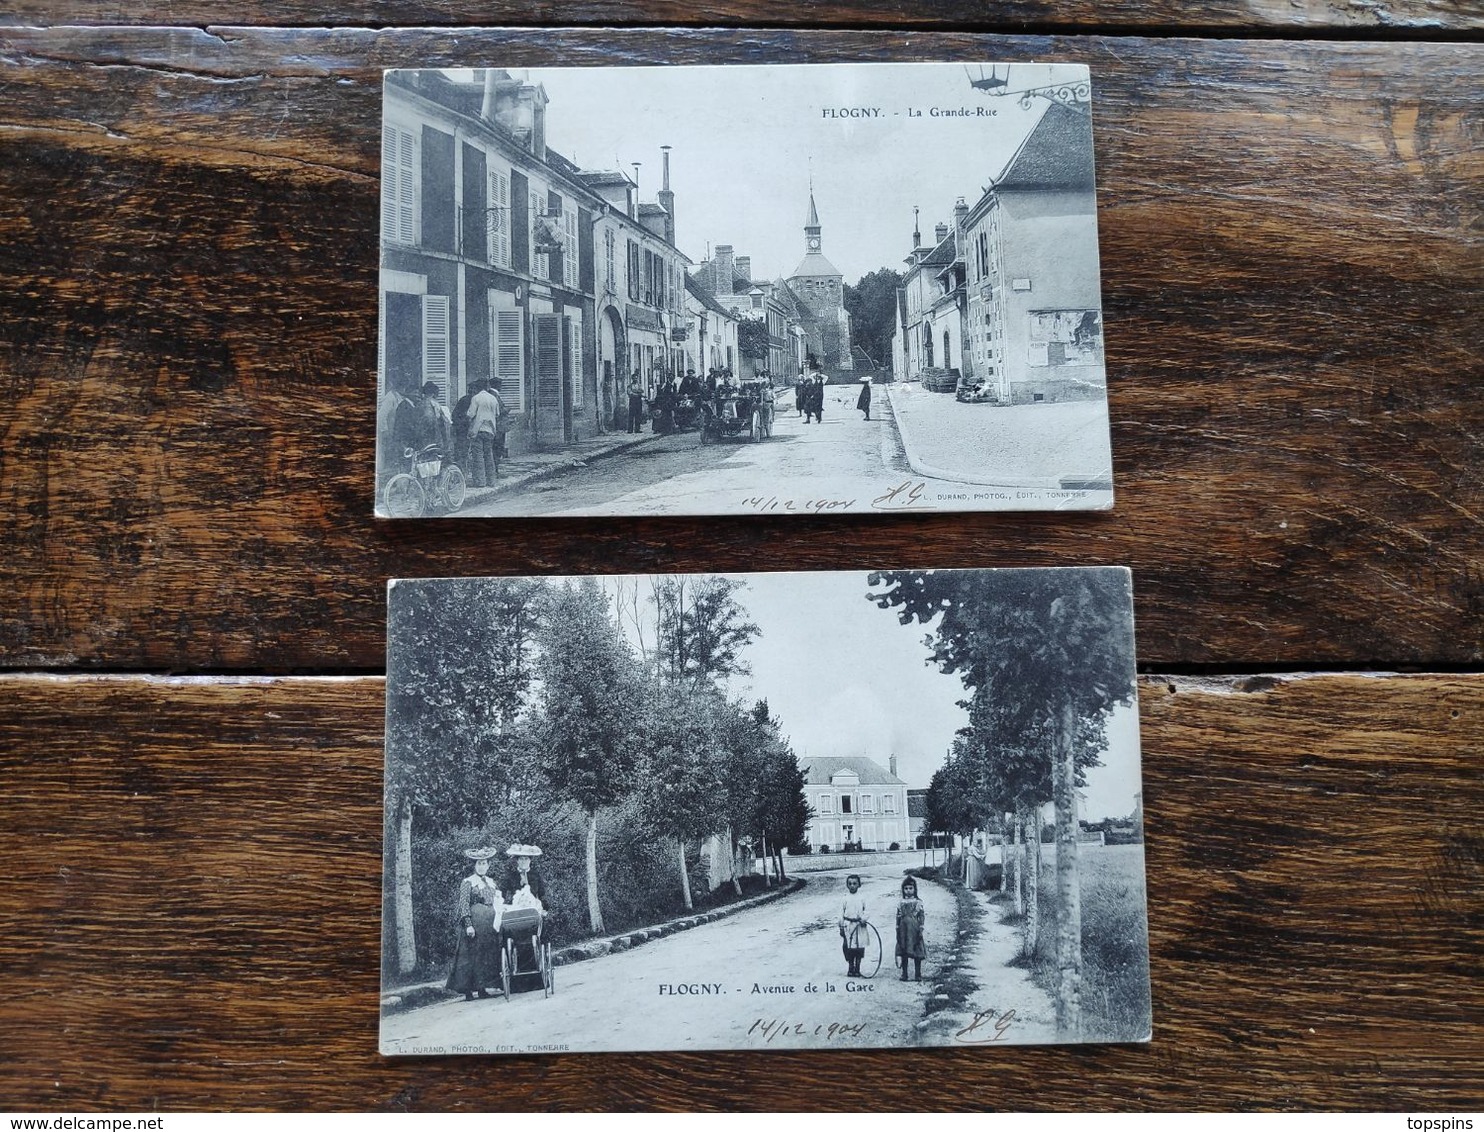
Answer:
[{"xmin": 498, "ymin": 906, "xmax": 553, "ymax": 1000}]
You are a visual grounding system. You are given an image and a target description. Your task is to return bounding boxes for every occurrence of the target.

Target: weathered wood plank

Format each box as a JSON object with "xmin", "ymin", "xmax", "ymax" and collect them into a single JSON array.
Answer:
[
  {"xmin": 0, "ymin": 672, "xmax": 1477, "ymax": 1110},
  {"xmin": 0, "ymin": 29, "xmax": 1479, "ymax": 672},
  {"xmin": 3, "ymin": 1, "xmax": 1481, "ymax": 33}
]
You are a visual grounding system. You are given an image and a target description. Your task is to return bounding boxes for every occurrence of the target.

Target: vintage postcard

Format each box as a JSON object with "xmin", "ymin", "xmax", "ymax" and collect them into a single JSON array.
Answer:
[
  {"xmin": 380, "ymin": 568, "xmax": 1150, "ymax": 1054},
  {"xmin": 375, "ymin": 63, "xmax": 1115, "ymax": 517}
]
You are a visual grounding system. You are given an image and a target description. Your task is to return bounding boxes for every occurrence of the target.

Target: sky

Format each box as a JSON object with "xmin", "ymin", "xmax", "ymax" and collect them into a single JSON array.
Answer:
[
  {"xmin": 601, "ymin": 570, "xmax": 1143, "ymax": 823},
  {"xmin": 454, "ymin": 63, "xmax": 1078, "ymax": 285}
]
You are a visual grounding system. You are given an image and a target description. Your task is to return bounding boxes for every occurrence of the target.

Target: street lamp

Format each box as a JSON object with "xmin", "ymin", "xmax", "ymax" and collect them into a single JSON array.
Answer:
[{"xmin": 971, "ymin": 63, "xmax": 1090, "ymax": 114}]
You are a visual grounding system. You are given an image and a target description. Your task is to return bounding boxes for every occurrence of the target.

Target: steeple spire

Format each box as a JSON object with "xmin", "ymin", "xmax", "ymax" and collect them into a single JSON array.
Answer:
[{"xmin": 804, "ymin": 175, "xmax": 822, "ymax": 254}]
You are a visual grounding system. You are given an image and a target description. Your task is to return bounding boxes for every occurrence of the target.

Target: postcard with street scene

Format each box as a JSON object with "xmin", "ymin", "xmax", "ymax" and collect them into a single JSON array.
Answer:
[
  {"xmin": 375, "ymin": 63, "xmax": 1115, "ymax": 518},
  {"xmin": 380, "ymin": 568, "xmax": 1150, "ymax": 1055}
]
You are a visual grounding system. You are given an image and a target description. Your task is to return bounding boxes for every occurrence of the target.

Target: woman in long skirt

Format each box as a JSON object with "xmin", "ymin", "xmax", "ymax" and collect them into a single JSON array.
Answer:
[
  {"xmin": 856, "ymin": 376, "xmax": 872, "ymax": 421},
  {"xmin": 446, "ymin": 847, "xmax": 503, "ymax": 1000}
]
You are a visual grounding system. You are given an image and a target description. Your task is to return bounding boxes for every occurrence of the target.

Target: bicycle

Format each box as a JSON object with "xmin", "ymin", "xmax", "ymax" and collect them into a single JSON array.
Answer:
[{"xmin": 383, "ymin": 444, "xmax": 466, "ymax": 518}]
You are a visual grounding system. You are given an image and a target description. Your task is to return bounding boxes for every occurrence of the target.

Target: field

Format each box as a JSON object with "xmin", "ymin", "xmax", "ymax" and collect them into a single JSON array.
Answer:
[{"xmin": 1005, "ymin": 841, "xmax": 1151, "ymax": 1042}]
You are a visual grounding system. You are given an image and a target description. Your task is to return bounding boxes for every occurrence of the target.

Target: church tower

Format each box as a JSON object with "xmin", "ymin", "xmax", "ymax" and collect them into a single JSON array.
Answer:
[{"xmin": 787, "ymin": 187, "xmax": 853, "ymax": 373}]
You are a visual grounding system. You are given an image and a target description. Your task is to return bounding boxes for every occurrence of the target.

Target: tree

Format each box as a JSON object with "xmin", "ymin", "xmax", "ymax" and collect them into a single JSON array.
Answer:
[
  {"xmin": 383, "ymin": 577, "xmax": 542, "ymax": 974},
  {"xmin": 843, "ymin": 267, "xmax": 904, "ymax": 373},
  {"xmin": 652, "ymin": 575, "xmax": 759, "ymax": 688},
  {"xmin": 534, "ymin": 579, "xmax": 644, "ymax": 934},
  {"xmin": 737, "ymin": 316, "xmax": 769, "ymax": 363},
  {"xmin": 867, "ymin": 568, "xmax": 1136, "ymax": 1038},
  {"xmin": 748, "ymin": 700, "xmax": 812, "ymax": 883},
  {"xmin": 632, "ymin": 684, "xmax": 730, "ymax": 910}
]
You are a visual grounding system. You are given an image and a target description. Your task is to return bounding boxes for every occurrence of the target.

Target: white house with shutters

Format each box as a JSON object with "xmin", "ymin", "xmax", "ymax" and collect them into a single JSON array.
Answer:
[
  {"xmin": 800, "ymin": 756, "xmax": 910, "ymax": 853},
  {"xmin": 378, "ymin": 69, "xmax": 602, "ymax": 465}
]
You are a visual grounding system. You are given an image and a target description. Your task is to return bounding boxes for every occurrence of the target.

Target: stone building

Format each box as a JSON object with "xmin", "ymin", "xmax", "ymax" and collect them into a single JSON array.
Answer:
[{"xmin": 784, "ymin": 191, "xmax": 853, "ymax": 377}]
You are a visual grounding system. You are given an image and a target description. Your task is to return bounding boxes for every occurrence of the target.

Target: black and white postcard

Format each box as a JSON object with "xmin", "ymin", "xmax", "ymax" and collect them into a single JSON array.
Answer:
[
  {"xmin": 380, "ymin": 568, "xmax": 1150, "ymax": 1054},
  {"xmin": 375, "ymin": 63, "xmax": 1115, "ymax": 517}
]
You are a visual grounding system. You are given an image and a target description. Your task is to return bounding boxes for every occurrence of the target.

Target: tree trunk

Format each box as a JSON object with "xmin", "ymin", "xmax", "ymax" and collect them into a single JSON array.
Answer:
[
  {"xmin": 775, "ymin": 847, "xmax": 787, "ymax": 883},
  {"xmin": 393, "ymin": 792, "xmax": 417, "ymax": 975},
  {"xmin": 999, "ymin": 814, "xmax": 1011, "ymax": 894},
  {"xmin": 760, "ymin": 834, "xmax": 771, "ymax": 886},
  {"xmin": 1012, "ymin": 812, "xmax": 1024, "ymax": 916},
  {"xmin": 1025, "ymin": 803, "xmax": 1041, "ymax": 958},
  {"xmin": 585, "ymin": 808, "xmax": 605, "ymax": 934},
  {"xmin": 729, "ymin": 826, "xmax": 743, "ymax": 896},
  {"xmin": 1053, "ymin": 701, "xmax": 1082, "ymax": 1040},
  {"xmin": 677, "ymin": 837, "xmax": 693, "ymax": 911}
]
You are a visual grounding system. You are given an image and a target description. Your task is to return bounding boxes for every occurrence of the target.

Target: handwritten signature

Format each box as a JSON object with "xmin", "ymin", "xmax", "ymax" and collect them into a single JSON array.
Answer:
[
  {"xmin": 871, "ymin": 480, "xmax": 931, "ymax": 510},
  {"xmin": 954, "ymin": 1008, "xmax": 1017, "ymax": 1044}
]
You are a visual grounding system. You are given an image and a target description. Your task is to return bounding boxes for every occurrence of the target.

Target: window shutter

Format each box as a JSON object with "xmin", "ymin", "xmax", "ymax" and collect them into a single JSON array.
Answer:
[
  {"xmin": 569, "ymin": 314, "xmax": 583, "ymax": 408},
  {"xmin": 421, "ymin": 294, "xmax": 449, "ymax": 398},
  {"xmin": 382, "ymin": 125, "xmax": 417, "ymax": 246},
  {"xmin": 563, "ymin": 206, "xmax": 578, "ymax": 289},
  {"xmin": 490, "ymin": 301, "xmax": 524, "ymax": 411},
  {"xmin": 487, "ymin": 168, "xmax": 509, "ymax": 267},
  {"xmin": 395, "ymin": 129, "xmax": 416, "ymax": 245}
]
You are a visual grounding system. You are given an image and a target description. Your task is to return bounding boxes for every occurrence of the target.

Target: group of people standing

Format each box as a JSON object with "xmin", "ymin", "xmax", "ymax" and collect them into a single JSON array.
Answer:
[
  {"xmin": 445, "ymin": 844, "xmax": 547, "ymax": 1001},
  {"xmin": 793, "ymin": 372, "xmax": 875, "ymax": 425},
  {"xmin": 838, "ymin": 873, "xmax": 928, "ymax": 982},
  {"xmin": 376, "ymin": 378, "xmax": 505, "ymax": 491}
]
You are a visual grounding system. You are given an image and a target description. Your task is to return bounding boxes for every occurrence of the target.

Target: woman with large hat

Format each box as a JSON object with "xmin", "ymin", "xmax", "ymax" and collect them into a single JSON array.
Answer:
[{"xmin": 446, "ymin": 846, "xmax": 503, "ymax": 1000}]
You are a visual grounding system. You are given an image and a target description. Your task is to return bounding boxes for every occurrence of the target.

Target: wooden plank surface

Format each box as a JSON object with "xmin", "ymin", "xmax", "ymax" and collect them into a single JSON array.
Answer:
[
  {"xmin": 0, "ymin": 28, "xmax": 1480, "ymax": 673},
  {"xmin": 3, "ymin": 0, "xmax": 1481, "ymax": 33},
  {"xmin": 0, "ymin": 672, "xmax": 1477, "ymax": 1111}
]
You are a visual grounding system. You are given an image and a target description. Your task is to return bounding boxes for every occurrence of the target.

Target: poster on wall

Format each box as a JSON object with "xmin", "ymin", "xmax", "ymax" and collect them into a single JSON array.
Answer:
[
  {"xmin": 380, "ymin": 567, "xmax": 1150, "ymax": 1054},
  {"xmin": 374, "ymin": 63, "xmax": 1115, "ymax": 518}
]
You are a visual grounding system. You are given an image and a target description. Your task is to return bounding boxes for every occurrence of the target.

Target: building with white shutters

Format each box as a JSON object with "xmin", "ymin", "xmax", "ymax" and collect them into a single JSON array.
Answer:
[
  {"xmin": 799, "ymin": 756, "xmax": 910, "ymax": 853},
  {"xmin": 379, "ymin": 69, "xmax": 603, "ymax": 464}
]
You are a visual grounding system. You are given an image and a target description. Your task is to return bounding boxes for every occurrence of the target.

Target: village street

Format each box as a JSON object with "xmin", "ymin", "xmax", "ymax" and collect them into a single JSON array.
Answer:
[
  {"xmin": 456, "ymin": 385, "xmax": 919, "ymax": 518},
  {"xmin": 380, "ymin": 861, "xmax": 959, "ymax": 1055}
]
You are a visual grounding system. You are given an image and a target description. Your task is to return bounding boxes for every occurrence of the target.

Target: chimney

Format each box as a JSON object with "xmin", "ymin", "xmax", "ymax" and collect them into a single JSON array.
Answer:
[
  {"xmin": 515, "ymin": 83, "xmax": 547, "ymax": 162},
  {"xmin": 734, "ymin": 256, "xmax": 751, "ymax": 285},
  {"xmin": 912, "ymin": 206, "xmax": 921, "ymax": 249},
  {"xmin": 935, "ymin": 221, "xmax": 949, "ymax": 245},
  {"xmin": 480, "ymin": 69, "xmax": 497, "ymax": 122},
  {"xmin": 889, "ymin": 754, "xmax": 898, "ymax": 778},
  {"xmin": 953, "ymin": 196, "xmax": 969, "ymax": 234},
  {"xmin": 630, "ymin": 163, "xmax": 641, "ymax": 219},
  {"xmin": 658, "ymin": 145, "xmax": 676, "ymax": 245},
  {"xmin": 715, "ymin": 245, "xmax": 735, "ymax": 295}
]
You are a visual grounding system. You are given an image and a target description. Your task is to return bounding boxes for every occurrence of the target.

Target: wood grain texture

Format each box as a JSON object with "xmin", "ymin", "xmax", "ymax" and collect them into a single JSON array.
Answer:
[
  {"xmin": 0, "ymin": 672, "xmax": 1477, "ymax": 1110},
  {"xmin": 0, "ymin": 28, "xmax": 1480, "ymax": 673},
  {"xmin": 2, "ymin": 0, "xmax": 1481, "ymax": 33}
]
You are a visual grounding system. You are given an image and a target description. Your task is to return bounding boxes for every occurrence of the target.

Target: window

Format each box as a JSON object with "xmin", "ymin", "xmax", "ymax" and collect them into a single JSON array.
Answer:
[
  {"xmin": 605, "ymin": 230, "xmax": 616, "ymax": 293},
  {"xmin": 818, "ymin": 794, "xmax": 834, "ymax": 815},
  {"xmin": 381, "ymin": 124, "xmax": 417, "ymax": 246},
  {"xmin": 421, "ymin": 294, "xmax": 449, "ymax": 400},
  {"xmin": 627, "ymin": 240, "xmax": 640, "ymax": 301},
  {"xmin": 486, "ymin": 166, "xmax": 510, "ymax": 268},
  {"xmin": 488, "ymin": 292, "xmax": 524, "ymax": 412},
  {"xmin": 840, "ymin": 795, "xmax": 852, "ymax": 814},
  {"xmin": 1028, "ymin": 309, "xmax": 1103, "ymax": 367},
  {"xmin": 860, "ymin": 794, "xmax": 874, "ymax": 813},
  {"xmin": 883, "ymin": 793, "xmax": 896, "ymax": 814}
]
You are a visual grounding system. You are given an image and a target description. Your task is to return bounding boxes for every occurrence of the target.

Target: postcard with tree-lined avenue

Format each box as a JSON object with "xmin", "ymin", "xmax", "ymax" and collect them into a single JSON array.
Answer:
[{"xmin": 380, "ymin": 568, "xmax": 1150, "ymax": 1054}]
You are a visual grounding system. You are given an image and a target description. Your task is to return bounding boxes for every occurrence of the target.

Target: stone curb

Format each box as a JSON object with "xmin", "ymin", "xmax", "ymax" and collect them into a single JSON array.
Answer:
[
  {"xmin": 380, "ymin": 877, "xmax": 806, "ymax": 1013},
  {"xmin": 884, "ymin": 385, "xmax": 1063, "ymax": 491}
]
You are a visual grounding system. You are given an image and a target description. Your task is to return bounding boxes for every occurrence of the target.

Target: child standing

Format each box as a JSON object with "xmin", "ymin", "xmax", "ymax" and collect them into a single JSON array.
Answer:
[
  {"xmin": 895, "ymin": 876, "xmax": 927, "ymax": 982},
  {"xmin": 839, "ymin": 874, "xmax": 869, "ymax": 977}
]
